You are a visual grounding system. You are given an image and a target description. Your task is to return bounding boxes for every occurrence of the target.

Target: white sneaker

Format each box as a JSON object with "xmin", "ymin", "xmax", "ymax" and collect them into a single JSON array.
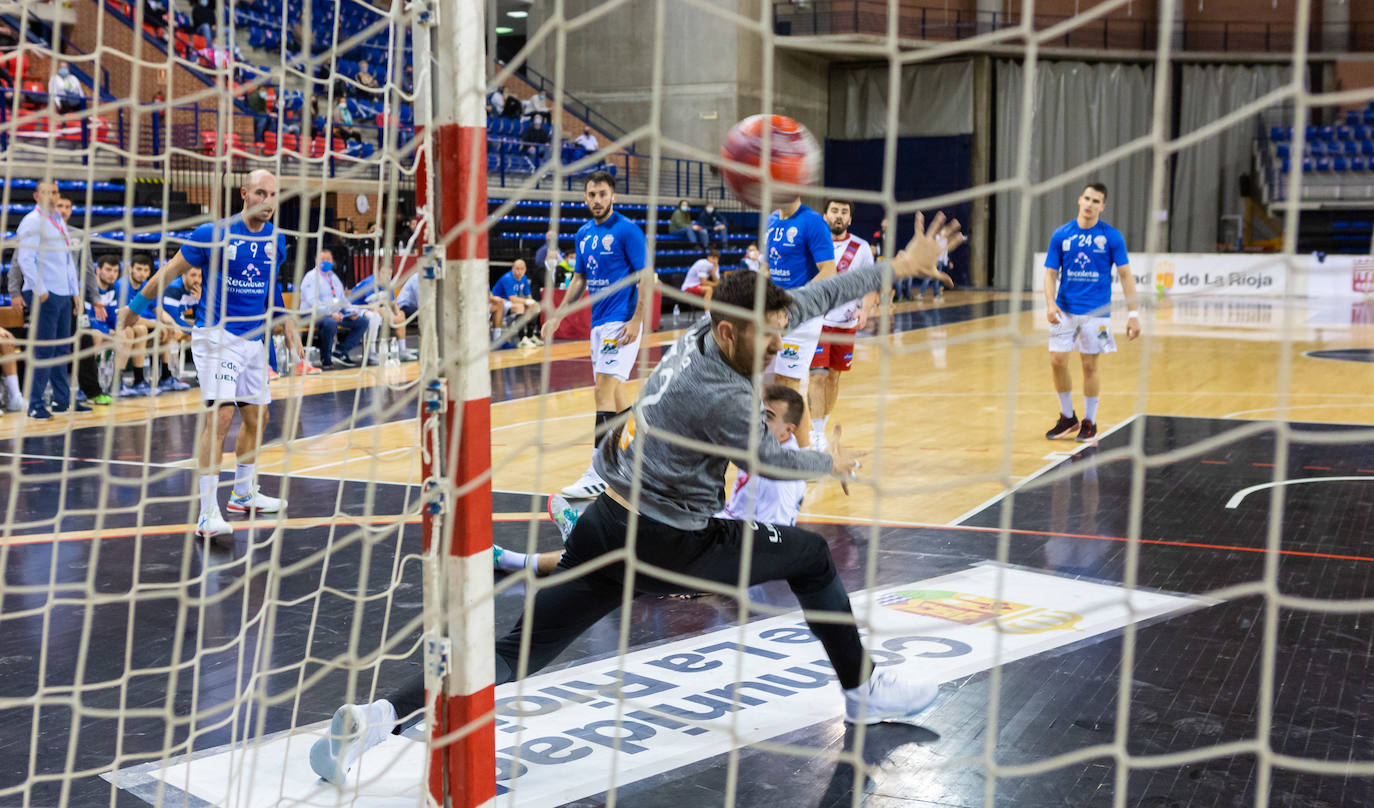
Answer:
[
  {"xmin": 226, "ymin": 487, "xmax": 286, "ymax": 514},
  {"xmin": 809, "ymin": 431, "xmax": 829, "ymax": 453},
  {"xmin": 309, "ymin": 699, "xmax": 397, "ymax": 785},
  {"xmin": 548, "ymin": 493, "xmax": 581, "ymax": 541},
  {"xmin": 3, "ymin": 395, "xmax": 25, "ymax": 413},
  {"xmin": 843, "ymin": 669, "xmax": 939, "ymax": 725},
  {"xmin": 559, "ymin": 467, "xmax": 606, "ymax": 499},
  {"xmin": 196, "ymin": 510, "xmax": 233, "ymax": 540}
]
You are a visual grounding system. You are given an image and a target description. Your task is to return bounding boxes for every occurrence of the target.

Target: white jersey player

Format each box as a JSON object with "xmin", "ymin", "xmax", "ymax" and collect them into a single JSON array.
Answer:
[{"xmin": 808, "ymin": 199, "xmax": 878, "ymax": 450}]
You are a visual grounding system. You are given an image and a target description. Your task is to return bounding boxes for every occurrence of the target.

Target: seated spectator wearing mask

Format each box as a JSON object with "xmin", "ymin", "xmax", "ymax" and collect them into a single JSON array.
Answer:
[
  {"xmin": 670, "ymin": 200, "xmax": 707, "ymax": 248},
  {"xmin": 48, "ymin": 61, "xmax": 84, "ymax": 113},
  {"xmin": 573, "ymin": 127, "xmax": 598, "ymax": 153},
  {"xmin": 696, "ymin": 202, "xmax": 728, "ymax": 248},
  {"xmin": 192, "ymin": 0, "xmax": 216, "ymax": 45}
]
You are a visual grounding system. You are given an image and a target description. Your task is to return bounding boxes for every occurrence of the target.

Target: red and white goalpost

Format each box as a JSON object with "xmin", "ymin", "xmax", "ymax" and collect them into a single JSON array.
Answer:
[{"xmin": 418, "ymin": 0, "xmax": 496, "ymax": 803}]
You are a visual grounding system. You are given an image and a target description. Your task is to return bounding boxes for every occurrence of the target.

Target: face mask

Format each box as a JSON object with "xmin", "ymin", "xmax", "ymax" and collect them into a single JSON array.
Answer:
[
  {"xmin": 680, "ymin": 204, "xmax": 688, "ymax": 211},
  {"xmin": 320, "ymin": 260, "xmax": 333, "ymax": 274},
  {"xmin": 58, "ymin": 67, "xmax": 69, "ymax": 77},
  {"xmin": 705, "ymin": 206, "xmax": 714, "ymax": 213}
]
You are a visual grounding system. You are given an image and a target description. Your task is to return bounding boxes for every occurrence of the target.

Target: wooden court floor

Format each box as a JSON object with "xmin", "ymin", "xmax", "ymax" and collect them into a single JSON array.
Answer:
[{"xmin": 1, "ymin": 290, "xmax": 1370, "ymax": 530}]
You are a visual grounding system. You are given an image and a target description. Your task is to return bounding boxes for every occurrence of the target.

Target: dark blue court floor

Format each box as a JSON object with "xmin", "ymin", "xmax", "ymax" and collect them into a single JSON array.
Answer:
[{"xmin": 2, "ymin": 415, "xmax": 1371, "ymax": 807}]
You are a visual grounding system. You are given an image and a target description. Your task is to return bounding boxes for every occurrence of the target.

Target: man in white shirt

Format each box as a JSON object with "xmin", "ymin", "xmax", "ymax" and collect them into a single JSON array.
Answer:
[
  {"xmin": 680, "ymin": 249, "xmax": 721, "ymax": 302},
  {"xmin": 808, "ymin": 199, "xmax": 877, "ymax": 451},
  {"xmin": 13, "ymin": 180, "xmax": 86, "ymax": 418},
  {"xmin": 48, "ymin": 61, "xmax": 84, "ymax": 113},
  {"xmin": 298, "ymin": 249, "xmax": 378, "ymax": 368},
  {"xmin": 573, "ymin": 127, "xmax": 598, "ymax": 153}
]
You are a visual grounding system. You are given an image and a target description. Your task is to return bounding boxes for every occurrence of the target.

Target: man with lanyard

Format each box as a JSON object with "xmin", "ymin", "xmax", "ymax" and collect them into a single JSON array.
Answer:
[
  {"xmin": 764, "ymin": 192, "xmax": 833, "ymax": 447},
  {"xmin": 807, "ymin": 198, "xmax": 882, "ymax": 451},
  {"xmin": 298, "ymin": 249, "xmax": 379, "ymax": 368},
  {"xmin": 13, "ymin": 180, "xmax": 87, "ymax": 419},
  {"xmin": 119, "ymin": 169, "xmax": 306, "ymax": 540},
  {"xmin": 545, "ymin": 170, "xmax": 654, "ymax": 499}
]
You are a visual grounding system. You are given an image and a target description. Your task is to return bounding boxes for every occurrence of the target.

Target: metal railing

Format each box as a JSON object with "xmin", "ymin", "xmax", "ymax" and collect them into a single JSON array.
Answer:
[
  {"xmin": 772, "ymin": 1, "xmax": 1374, "ymax": 52},
  {"xmin": 506, "ymin": 60, "xmax": 629, "ymax": 141}
]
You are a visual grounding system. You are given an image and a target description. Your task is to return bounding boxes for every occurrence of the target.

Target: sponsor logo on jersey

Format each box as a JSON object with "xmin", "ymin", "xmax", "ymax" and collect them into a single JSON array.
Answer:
[
  {"xmin": 1093, "ymin": 235, "xmax": 1107, "ymax": 251},
  {"xmin": 1073, "ymin": 253, "xmax": 1092, "ymax": 270},
  {"xmin": 786, "ymin": 226, "xmax": 797, "ymax": 244},
  {"xmin": 600, "ymin": 338, "xmax": 619, "ymax": 356},
  {"xmin": 264, "ymin": 240, "xmax": 275, "ymax": 258},
  {"xmin": 1062, "ymin": 238, "xmax": 1072, "ymax": 252},
  {"xmin": 778, "ymin": 342, "xmax": 800, "ymax": 361},
  {"xmin": 601, "ymin": 234, "xmax": 614, "ymax": 250}
]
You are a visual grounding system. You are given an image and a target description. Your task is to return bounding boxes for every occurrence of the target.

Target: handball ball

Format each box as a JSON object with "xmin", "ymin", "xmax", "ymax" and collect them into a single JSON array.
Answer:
[{"xmin": 719, "ymin": 114, "xmax": 820, "ymax": 208}]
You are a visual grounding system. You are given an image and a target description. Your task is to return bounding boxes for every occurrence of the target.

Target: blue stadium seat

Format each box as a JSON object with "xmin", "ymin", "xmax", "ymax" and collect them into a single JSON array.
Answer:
[
  {"xmin": 1352, "ymin": 157, "xmax": 1366, "ymax": 172},
  {"xmin": 1309, "ymin": 140, "xmax": 1326, "ymax": 156},
  {"xmin": 1346, "ymin": 110, "xmax": 1360, "ymax": 126},
  {"xmin": 1320, "ymin": 126, "xmax": 1335, "ymax": 140},
  {"xmin": 1337, "ymin": 126, "xmax": 1354, "ymax": 140},
  {"xmin": 1316, "ymin": 157, "xmax": 1331, "ymax": 171},
  {"xmin": 1302, "ymin": 158, "xmax": 1314, "ymax": 172},
  {"xmin": 1275, "ymin": 143, "xmax": 1290, "ymax": 158},
  {"xmin": 1333, "ymin": 157, "xmax": 1348, "ymax": 172},
  {"xmin": 1354, "ymin": 125, "xmax": 1368, "ymax": 140},
  {"xmin": 1305, "ymin": 125, "xmax": 1319, "ymax": 141},
  {"xmin": 1269, "ymin": 126, "xmax": 1285, "ymax": 141},
  {"xmin": 1363, "ymin": 141, "xmax": 1374, "ymax": 156}
]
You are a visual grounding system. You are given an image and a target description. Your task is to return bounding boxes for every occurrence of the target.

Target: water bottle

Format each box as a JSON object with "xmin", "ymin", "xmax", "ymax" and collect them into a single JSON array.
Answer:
[
  {"xmin": 672, "ymin": 303, "xmax": 681, "ymax": 322},
  {"xmin": 386, "ymin": 337, "xmax": 401, "ymax": 367}
]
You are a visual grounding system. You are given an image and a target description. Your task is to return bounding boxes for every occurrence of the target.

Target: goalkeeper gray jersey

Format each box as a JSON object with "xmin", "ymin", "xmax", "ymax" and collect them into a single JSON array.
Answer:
[{"xmin": 595, "ymin": 261, "xmax": 890, "ymax": 530}]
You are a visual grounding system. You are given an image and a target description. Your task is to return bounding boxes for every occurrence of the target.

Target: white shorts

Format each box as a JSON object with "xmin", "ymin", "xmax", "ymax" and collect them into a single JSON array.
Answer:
[
  {"xmin": 1048, "ymin": 313, "xmax": 1117, "ymax": 355},
  {"xmin": 191, "ymin": 327, "xmax": 271, "ymax": 406},
  {"xmin": 769, "ymin": 315, "xmax": 823, "ymax": 380},
  {"xmin": 590, "ymin": 320, "xmax": 643, "ymax": 382}
]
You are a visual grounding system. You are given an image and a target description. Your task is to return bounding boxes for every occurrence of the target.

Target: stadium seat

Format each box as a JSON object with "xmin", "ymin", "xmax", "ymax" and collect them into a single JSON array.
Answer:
[
  {"xmin": 1352, "ymin": 157, "xmax": 1366, "ymax": 172},
  {"xmin": 1316, "ymin": 157, "xmax": 1331, "ymax": 171},
  {"xmin": 1305, "ymin": 125, "xmax": 1318, "ymax": 141},
  {"xmin": 1275, "ymin": 143, "xmax": 1290, "ymax": 158},
  {"xmin": 1320, "ymin": 126, "xmax": 1335, "ymax": 140},
  {"xmin": 1269, "ymin": 126, "xmax": 1285, "ymax": 142},
  {"xmin": 1333, "ymin": 157, "xmax": 1348, "ymax": 172},
  {"xmin": 1363, "ymin": 141, "xmax": 1374, "ymax": 156},
  {"xmin": 1346, "ymin": 110, "xmax": 1360, "ymax": 126},
  {"xmin": 1337, "ymin": 126, "xmax": 1353, "ymax": 141}
]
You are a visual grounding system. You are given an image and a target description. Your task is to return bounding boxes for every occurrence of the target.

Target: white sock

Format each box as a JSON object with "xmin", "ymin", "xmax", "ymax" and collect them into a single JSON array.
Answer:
[
  {"xmin": 233, "ymin": 463, "xmax": 255, "ymax": 497},
  {"xmin": 811, "ymin": 417, "xmax": 827, "ymax": 436},
  {"xmin": 3, "ymin": 374, "xmax": 20, "ymax": 400},
  {"xmin": 199, "ymin": 474, "xmax": 219, "ymax": 516},
  {"xmin": 1084, "ymin": 396, "xmax": 1099, "ymax": 422},
  {"xmin": 496, "ymin": 546, "xmax": 527, "ymax": 572},
  {"xmin": 525, "ymin": 553, "xmax": 542, "ymax": 572},
  {"xmin": 1057, "ymin": 392, "xmax": 1074, "ymax": 418}
]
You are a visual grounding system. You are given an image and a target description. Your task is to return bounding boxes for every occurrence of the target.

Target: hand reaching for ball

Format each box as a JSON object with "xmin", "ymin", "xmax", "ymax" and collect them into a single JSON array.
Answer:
[{"xmin": 891, "ymin": 212, "xmax": 964, "ymax": 284}]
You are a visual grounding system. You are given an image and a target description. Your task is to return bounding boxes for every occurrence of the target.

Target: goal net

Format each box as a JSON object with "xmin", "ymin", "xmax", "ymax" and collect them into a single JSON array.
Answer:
[{"xmin": 2, "ymin": 0, "xmax": 1372, "ymax": 806}]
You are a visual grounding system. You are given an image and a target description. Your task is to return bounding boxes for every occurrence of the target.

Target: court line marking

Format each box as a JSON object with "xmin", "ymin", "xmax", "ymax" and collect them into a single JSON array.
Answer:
[
  {"xmin": 948, "ymin": 414, "xmax": 1140, "ymax": 526},
  {"xmin": 1222, "ymin": 403, "xmax": 1374, "ymax": 419},
  {"xmin": 1224, "ymin": 476, "xmax": 1374, "ymax": 510}
]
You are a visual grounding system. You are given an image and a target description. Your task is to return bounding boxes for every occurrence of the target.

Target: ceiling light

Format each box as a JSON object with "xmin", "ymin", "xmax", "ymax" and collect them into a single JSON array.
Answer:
[{"xmin": 507, "ymin": 10, "xmax": 527, "ymax": 17}]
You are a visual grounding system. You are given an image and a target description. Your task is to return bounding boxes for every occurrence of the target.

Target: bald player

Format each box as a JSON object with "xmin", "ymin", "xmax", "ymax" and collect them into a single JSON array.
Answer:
[{"xmin": 120, "ymin": 169, "xmax": 306, "ymax": 540}]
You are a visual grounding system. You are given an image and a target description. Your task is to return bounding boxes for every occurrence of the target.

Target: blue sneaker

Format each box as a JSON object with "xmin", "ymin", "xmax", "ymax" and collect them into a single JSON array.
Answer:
[
  {"xmin": 492, "ymin": 545, "xmax": 505, "ymax": 569},
  {"xmin": 158, "ymin": 376, "xmax": 191, "ymax": 393},
  {"xmin": 119, "ymin": 382, "xmax": 150, "ymax": 398},
  {"xmin": 27, "ymin": 405, "xmax": 51, "ymax": 420}
]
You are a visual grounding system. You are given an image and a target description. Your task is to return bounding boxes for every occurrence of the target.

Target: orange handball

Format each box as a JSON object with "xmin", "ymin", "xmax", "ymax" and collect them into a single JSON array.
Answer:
[{"xmin": 719, "ymin": 114, "xmax": 820, "ymax": 209}]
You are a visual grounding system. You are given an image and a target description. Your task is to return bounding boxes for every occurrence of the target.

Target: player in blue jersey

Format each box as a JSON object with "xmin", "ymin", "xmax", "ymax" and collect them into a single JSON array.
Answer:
[
  {"xmin": 543, "ymin": 170, "xmax": 653, "ymax": 499},
  {"xmin": 492, "ymin": 258, "xmax": 541, "ymax": 348},
  {"xmin": 1042, "ymin": 183, "xmax": 1141, "ymax": 442},
  {"xmin": 120, "ymin": 169, "xmax": 307, "ymax": 540},
  {"xmin": 764, "ymin": 194, "xmax": 835, "ymax": 447}
]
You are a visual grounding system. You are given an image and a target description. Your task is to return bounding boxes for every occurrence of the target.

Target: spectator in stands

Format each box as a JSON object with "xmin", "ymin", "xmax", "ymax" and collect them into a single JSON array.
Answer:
[
  {"xmin": 48, "ymin": 61, "xmax": 84, "ymax": 114},
  {"xmin": 192, "ymin": 0, "xmax": 217, "ymax": 45},
  {"xmin": 486, "ymin": 85, "xmax": 505, "ymax": 117},
  {"xmin": 534, "ymin": 231, "xmax": 560, "ymax": 290},
  {"xmin": 670, "ymin": 199, "xmax": 707, "ymax": 248},
  {"xmin": 573, "ymin": 126, "xmax": 598, "ymax": 153},
  {"xmin": 521, "ymin": 115, "xmax": 550, "ymax": 163},
  {"xmin": 500, "ymin": 92, "xmax": 522, "ymax": 120},
  {"xmin": 246, "ymin": 85, "xmax": 270, "ymax": 144},
  {"xmin": 298, "ymin": 250, "xmax": 377, "ymax": 368},
  {"xmin": 696, "ymin": 201, "xmax": 728, "ymax": 248},
  {"xmin": 0, "ymin": 326, "xmax": 23, "ymax": 413},
  {"xmin": 332, "ymin": 98, "xmax": 361, "ymax": 143},
  {"xmin": 524, "ymin": 90, "xmax": 551, "ymax": 124},
  {"xmin": 492, "ymin": 259, "xmax": 541, "ymax": 348},
  {"xmin": 143, "ymin": 0, "xmax": 168, "ymax": 31},
  {"xmin": 13, "ymin": 180, "xmax": 86, "ymax": 418},
  {"xmin": 743, "ymin": 242, "xmax": 761, "ymax": 272},
  {"xmin": 151, "ymin": 88, "xmax": 166, "ymax": 105},
  {"xmin": 357, "ymin": 61, "xmax": 379, "ymax": 94}
]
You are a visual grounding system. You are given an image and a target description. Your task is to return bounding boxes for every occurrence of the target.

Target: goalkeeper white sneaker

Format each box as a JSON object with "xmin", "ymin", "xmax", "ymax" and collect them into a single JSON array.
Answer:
[
  {"xmin": 226, "ymin": 487, "xmax": 286, "ymax": 514},
  {"xmin": 196, "ymin": 510, "xmax": 233, "ymax": 540},
  {"xmin": 548, "ymin": 493, "xmax": 582, "ymax": 541},
  {"xmin": 843, "ymin": 669, "xmax": 939, "ymax": 725},
  {"xmin": 309, "ymin": 699, "xmax": 397, "ymax": 785},
  {"xmin": 559, "ymin": 466, "xmax": 606, "ymax": 499}
]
